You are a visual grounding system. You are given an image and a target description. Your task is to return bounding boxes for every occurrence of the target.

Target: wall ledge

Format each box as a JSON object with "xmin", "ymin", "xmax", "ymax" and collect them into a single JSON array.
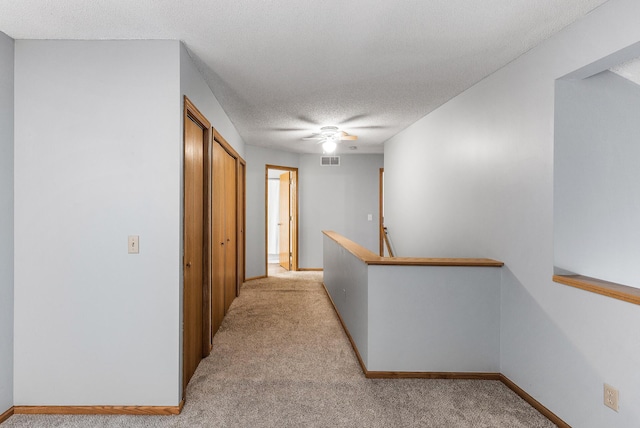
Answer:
[{"xmin": 553, "ymin": 274, "xmax": 640, "ymax": 306}]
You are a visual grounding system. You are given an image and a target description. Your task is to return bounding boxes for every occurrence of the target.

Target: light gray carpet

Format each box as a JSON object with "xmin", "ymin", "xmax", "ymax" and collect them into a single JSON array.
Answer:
[{"xmin": 4, "ymin": 270, "xmax": 555, "ymax": 427}]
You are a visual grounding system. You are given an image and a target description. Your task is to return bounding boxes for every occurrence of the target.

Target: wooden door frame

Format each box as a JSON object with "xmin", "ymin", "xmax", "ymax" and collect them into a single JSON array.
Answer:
[
  {"xmin": 237, "ymin": 158, "xmax": 246, "ymax": 295},
  {"xmin": 182, "ymin": 96, "xmax": 212, "ymax": 395},
  {"xmin": 379, "ymin": 167, "xmax": 384, "ymax": 256},
  {"xmin": 265, "ymin": 165, "xmax": 299, "ymax": 276}
]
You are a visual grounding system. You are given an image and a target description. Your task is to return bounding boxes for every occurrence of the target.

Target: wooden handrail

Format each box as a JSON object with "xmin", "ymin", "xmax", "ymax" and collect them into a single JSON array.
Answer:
[
  {"xmin": 323, "ymin": 230, "xmax": 504, "ymax": 267},
  {"xmin": 381, "ymin": 226, "xmax": 394, "ymax": 257}
]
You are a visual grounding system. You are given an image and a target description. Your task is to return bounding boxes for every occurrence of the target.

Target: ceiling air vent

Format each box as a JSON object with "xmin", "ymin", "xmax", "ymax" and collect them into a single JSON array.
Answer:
[{"xmin": 321, "ymin": 156, "xmax": 340, "ymax": 166}]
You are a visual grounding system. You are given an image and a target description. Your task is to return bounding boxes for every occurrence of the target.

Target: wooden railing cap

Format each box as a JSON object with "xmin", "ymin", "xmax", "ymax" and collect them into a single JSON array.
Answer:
[{"xmin": 323, "ymin": 230, "xmax": 504, "ymax": 267}]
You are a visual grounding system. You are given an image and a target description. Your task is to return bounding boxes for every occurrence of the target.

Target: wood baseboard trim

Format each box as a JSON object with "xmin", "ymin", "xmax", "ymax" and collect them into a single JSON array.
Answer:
[
  {"xmin": 13, "ymin": 400, "xmax": 185, "ymax": 416},
  {"xmin": 0, "ymin": 407, "xmax": 14, "ymax": 424},
  {"xmin": 297, "ymin": 268, "xmax": 323, "ymax": 271},
  {"xmin": 365, "ymin": 371, "xmax": 502, "ymax": 380},
  {"xmin": 499, "ymin": 375, "xmax": 569, "ymax": 428},
  {"xmin": 245, "ymin": 275, "xmax": 267, "ymax": 282}
]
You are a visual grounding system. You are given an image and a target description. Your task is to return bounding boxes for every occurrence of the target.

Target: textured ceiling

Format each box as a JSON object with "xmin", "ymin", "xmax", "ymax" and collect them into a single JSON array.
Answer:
[
  {"xmin": 0, "ymin": 0, "xmax": 610, "ymax": 154},
  {"xmin": 610, "ymin": 57, "xmax": 640, "ymax": 86}
]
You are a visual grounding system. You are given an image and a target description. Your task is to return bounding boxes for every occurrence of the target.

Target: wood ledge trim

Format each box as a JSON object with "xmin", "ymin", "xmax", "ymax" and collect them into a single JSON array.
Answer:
[
  {"xmin": 0, "ymin": 407, "xmax": 14, "ymax": 424},
  {"xmin": 13, "ymin": 400, "xmax": 184, "ymax": 416},
  {"xmin": 553, "ymin": 274, "xmax": 640, "ymax": 306},
  {"xmin": 323, "ymin": 230, "xmax": 503, "ymax": 267},
  {"xmin": 297, "ymin": 268, "xmax": 323, "ymax": 271}
]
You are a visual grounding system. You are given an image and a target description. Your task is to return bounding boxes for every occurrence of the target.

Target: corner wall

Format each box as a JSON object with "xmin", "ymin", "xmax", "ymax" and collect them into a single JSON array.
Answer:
[
  {"xmin": 14, "ymin": 40, "xmax": 182, "ymax": 406},
  {"xmin": 383, "ymin": 0, "xmax": 640, "ymax": 426},
  {"xmin": 555, "ymin": 71, "xmax": 640, "ymax": 287},
  {"xmin": 0, "ymin": 31, "xmax": 15, "ymax": 416}
]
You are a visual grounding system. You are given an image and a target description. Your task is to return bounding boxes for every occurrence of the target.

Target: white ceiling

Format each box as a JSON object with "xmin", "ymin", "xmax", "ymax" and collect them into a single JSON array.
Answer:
[{"xmin": 0, "ymin": 0, "xmax": 610, "ymax": 154}]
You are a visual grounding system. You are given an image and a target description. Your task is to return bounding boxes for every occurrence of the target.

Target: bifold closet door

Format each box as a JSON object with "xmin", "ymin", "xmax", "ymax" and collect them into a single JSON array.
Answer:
[
  {"xmin": 211, "ymin": 140, "xmax": 226, "ymax": 336},
  {"xmin": 183, "ymin": 110, "xmax": 208, "ymax": 390},
  {"xmin": 211, "ymin": 139, "xmax": 238, "ymax": 336},
  {"xmin": 223, "ymin": 151, "xmax": 237, "ymax": 313}
]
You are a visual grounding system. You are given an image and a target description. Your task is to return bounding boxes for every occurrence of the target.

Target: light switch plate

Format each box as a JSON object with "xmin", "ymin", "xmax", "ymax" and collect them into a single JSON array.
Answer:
[
  {"xmin": 367, "ymin": 214, "xmax": 373, "ymax": 221},
  {"xmin": 128, "ymin": 235, "xmax": 139, "ymax": 254}
]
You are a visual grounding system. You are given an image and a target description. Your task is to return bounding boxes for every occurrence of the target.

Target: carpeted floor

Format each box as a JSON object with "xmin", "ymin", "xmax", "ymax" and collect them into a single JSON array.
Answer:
[{"xmin": 4, "ymin": 270, "xmax": 555, "ymax": 427}]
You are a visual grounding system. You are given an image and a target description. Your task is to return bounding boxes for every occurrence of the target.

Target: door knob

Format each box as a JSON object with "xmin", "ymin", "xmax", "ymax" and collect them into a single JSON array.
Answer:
[{"xmin": 186, "ymin": 262, "xmax": 192, "ymax": 268}]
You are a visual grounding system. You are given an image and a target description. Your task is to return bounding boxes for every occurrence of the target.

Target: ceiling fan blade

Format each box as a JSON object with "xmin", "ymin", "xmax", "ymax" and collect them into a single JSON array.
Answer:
[
  {"xmin": 339, "ymin": 135, "xmax": 358, "ymax": 141},
  {"xmin": 302, "ymin": 136, "xmax": 324, "ymax": 140}
]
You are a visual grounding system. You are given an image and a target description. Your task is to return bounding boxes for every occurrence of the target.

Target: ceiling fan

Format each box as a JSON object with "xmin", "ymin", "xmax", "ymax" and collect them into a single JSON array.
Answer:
[{"xmin": 302, "ymin": 126, "xmax": 358, "ymax": 153}]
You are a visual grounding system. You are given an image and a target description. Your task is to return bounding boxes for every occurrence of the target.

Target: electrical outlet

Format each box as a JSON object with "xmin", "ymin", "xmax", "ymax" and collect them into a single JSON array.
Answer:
[{"xmin": 604, "ymin": 383, "xmax": 619, "ymax": 412}]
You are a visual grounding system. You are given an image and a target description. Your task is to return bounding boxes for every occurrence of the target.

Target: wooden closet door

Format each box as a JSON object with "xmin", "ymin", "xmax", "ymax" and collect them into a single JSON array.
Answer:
[
  {"xmin": 223, "ymin": 150, "xmax": 237, "ymax": 313},
  {"xmin": 211, "ymin": 140, "xmax": 226, "ymax": 336},
  {"xmin": 183, "ymin": 115, "xmax": 206, "ymax": 390},
  {"xmin": 237, "ymin": 161, "xmax": 246, "ymax": 293}
]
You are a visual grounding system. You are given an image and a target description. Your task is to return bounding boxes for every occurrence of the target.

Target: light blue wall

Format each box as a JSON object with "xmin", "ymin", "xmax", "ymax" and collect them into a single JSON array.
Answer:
[
  {"xmin": 383, "ymin": 0, "xmax": 640, "ymax": 426},
  {"xmin": 299, "ymin": 154, "xmax": 383, "ymax": 267},
  {"xmin": 368, "ymin": 264, "xmax": 500, "ymax": 372},
  {"xmin": 555, "ymin": 70, "xmax": 640, "ymax": 287},
  {"xmin": 14, "ymin": 40, "xmax": 182, "ymax": 406},
  {"xmin": 180, "ymin": 44, "xmax": 245, "ymax": 159},
  {"xmin": 323, "ymin": 235, "xmax": 500, "ymax": 372},
  {"xmin": 322, "ymin": 235, "xmax": 369, "ymax": 365},
  {"xmin": 245, "ymin": 146, "xmax": 383, "ymax": 277},
  {"xmin": 0, "ymin": 31, "xmax": 14, "ymax": 416}
]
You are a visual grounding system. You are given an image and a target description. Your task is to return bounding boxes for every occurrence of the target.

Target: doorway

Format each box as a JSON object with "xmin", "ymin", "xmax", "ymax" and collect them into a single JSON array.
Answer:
[{"xmin": 265, "ymin": 165, "xmax": 298, "ymax": 275}]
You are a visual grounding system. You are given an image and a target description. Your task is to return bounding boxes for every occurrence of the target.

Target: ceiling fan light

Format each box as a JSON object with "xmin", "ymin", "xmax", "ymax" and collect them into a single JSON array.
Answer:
[{"xmin": 322, "ymin": 140, "xmax": 337, "ymax": 153}]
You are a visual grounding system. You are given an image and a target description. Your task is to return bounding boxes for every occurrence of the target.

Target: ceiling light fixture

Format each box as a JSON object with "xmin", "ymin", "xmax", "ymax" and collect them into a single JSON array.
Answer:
[
  {"xmin": 322, "ymin": 139, "xmax": 337, "ymax": 153},
  {"xmin": 302, "ymin": 126, "xmax": 358, "ymax": 153}
]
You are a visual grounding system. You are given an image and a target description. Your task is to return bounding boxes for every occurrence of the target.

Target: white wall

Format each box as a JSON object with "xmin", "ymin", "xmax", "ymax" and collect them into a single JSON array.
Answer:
[
  {"xmin": 245, "ymin": 146, "xmax": 383, "ymax": 277},
  {"xmin": 14, "ymin": 40, "xmax": 182, "ymax": 406},
  {"xmin": 555, "ymin": 71, "xmax": 640, "ymax": 287},
  {"xmin": 384, "ymin": 0, "xmax": 640, "ymax": 426},
  {"xmin": 0, "ymin": 31, "xmax": 14, "ymax": 415},
  {"xmin": 299, "ymin": 154, "xmax": 383, "ymax": 267}
]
